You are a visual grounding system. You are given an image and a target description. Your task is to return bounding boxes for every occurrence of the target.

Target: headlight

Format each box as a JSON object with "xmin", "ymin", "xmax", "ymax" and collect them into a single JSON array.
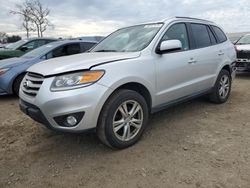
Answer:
[
  {"xmin": 50, "ymin": 70, "xmax": 105, "ymax": 91},
  {"xmin": 0, "ymin": 68, "xmax": 9, "ymax": 76}
]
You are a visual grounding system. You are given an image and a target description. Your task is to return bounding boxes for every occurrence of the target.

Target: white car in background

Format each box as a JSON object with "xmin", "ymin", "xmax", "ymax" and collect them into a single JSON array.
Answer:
[{"xmin": 235, "ymin": 34, "xmax": 250, "ymax": 71}]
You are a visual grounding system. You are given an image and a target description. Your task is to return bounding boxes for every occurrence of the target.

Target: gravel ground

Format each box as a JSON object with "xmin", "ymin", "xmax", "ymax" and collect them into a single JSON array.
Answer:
[{"xmin": 0, "ymin": 73, "xmax": 250, "ymax": 188}]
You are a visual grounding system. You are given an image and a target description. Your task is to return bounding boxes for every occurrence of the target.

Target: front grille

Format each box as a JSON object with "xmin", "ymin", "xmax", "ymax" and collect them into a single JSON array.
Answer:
[
  {"xmin": 22, "ymin": 72, "xmax": 44, "ymax": 97},
  {"xmin": 237, "ymin": 50, "xmax": 250, "ymax": 59}
]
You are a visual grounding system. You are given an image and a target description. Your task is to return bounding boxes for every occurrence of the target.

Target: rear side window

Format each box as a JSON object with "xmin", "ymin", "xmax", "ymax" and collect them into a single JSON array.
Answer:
[
  {"xmin": 83, "ymin": 42, "xmax": 96, "ymax": 51},
  {"xmin": 36, "ymin": 40, "xmax": 46, "ymax": 47},
  {"xmin": 191, "ymin": 24, "xmax": 211, "ymax": 48},
  {"xmin": 46, "ymin": 43, "xmax": 81, "ymax": 59},
  {"xmin": 45, "ymin": 40, "xmax": 55, "ymax": 44},
  {"xmin": 211, "ymin": 26, "xmax": 227, "ymax": 43},
  {"xmin": 66, "ymin": 43, "xmax": 81, "ymax": 55}
]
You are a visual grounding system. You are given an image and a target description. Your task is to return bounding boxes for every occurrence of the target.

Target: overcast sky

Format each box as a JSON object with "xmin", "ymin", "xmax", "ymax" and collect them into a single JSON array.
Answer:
[{"xmin": 0, "ymin": 0, "xmax": 250, "ymax": 38}]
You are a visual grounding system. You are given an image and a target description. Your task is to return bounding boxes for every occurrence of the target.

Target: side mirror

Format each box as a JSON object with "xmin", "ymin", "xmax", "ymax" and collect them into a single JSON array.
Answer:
[
  {"xmin": 20, "ymin": 46, "xmax": 28, "ymax": 52},
  {"xmin": 157, "ymin": 40, "xmax": 182, "ymax": 54}
]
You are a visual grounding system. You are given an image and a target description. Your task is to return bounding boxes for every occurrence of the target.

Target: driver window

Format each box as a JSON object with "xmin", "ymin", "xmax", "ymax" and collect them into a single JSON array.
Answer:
[
  {"xmin": 22, "ymin": 41, "xmax": 36, "ymax": 50},
  {"xmin": 162, "ymin": 23, "xmax": 189, "ymax": 51}
]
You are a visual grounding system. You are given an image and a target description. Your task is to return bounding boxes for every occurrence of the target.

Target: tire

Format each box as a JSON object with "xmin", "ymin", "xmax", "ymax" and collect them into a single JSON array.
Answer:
[
  {"xmin": 209, "ymin": 69, "xmax": 231, "ymax": 104},
  {"xmin": 13, "ymin": 74, "xmax": 25, "ymax": 96},
  {"xmin": 97, "ymin": 89, "xmax": 149, "ymax": 149}
]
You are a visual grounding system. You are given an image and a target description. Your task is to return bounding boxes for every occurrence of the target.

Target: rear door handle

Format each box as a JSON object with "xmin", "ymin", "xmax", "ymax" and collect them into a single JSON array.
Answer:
[
  {"xmin": 188, "ymin": 58, "xmax": 197, "ymax": 64},
  {"xmin": 218, "ymin": 51, "xmax": 224, "ymax": 56}
]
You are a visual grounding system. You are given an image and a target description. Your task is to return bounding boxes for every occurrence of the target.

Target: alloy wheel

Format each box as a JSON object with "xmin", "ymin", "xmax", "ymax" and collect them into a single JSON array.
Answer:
[
  {"xmin": 112, "ymin": 100, "xmax": 143, "ymax": 141},
  {"xmin": 219, "ymin": 75, "xmax": 230, "ymax": 99}
]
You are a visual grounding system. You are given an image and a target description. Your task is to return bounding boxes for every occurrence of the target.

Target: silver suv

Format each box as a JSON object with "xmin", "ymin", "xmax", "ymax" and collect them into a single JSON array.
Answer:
[{"xmin": 19, "ymin": 17, "xmax": 236, "ymax": 149}]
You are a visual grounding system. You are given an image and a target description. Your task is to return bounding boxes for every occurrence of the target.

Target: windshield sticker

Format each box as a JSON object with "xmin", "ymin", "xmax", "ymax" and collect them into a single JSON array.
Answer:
[{"xmin": 144, "ymin": 24, "xmax": 162, "ymax": 28}]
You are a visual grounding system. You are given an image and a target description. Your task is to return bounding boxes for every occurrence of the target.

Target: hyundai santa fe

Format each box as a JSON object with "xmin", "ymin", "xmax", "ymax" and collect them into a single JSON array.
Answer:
[{"xmin": 19, "ymin": 17, "xmax": 236, "ymax": 149}]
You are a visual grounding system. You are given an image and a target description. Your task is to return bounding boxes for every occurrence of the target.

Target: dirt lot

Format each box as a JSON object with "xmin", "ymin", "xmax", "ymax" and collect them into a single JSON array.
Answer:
[{"xmin": 0, "ymin": 73, "xmax": 250, "ymax": 188}]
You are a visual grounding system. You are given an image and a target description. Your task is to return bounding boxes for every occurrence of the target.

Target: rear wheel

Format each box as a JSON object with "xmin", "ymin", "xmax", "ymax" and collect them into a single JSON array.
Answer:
[
  {"xmin": 97, "ymin": 89, "xmax": 149, "ymax": 149},
  {"xmin": 13, "ymin": 74, "xmax": 25, "ymax": 96},
  {"xmin": 209, "ymin": 69, "xmax": 231, "ymax": 104}
]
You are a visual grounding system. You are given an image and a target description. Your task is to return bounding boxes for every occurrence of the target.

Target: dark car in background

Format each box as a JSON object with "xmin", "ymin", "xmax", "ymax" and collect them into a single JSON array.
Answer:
[
  {"xmin": 235, "ymin": 34, "xmax": 250, "ymax": 71},
  {"xmin": 0, "ymin": 40, "xmax": 97, "ymax": 95},
  {"xmin": 0, "ymin": 38, "xmax": 57, "ymax": 60}
]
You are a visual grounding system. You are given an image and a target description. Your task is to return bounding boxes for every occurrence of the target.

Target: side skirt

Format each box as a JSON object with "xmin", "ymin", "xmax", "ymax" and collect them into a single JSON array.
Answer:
[{"xmin": 151, "ymin": 88, "xmax": 213, "ymax": 114}]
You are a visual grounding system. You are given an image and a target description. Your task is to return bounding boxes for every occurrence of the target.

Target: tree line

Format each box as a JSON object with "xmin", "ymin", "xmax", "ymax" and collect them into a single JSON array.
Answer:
[{"xmin": 0, "ymin": 32, "xmax": 22, "ymax": 43}]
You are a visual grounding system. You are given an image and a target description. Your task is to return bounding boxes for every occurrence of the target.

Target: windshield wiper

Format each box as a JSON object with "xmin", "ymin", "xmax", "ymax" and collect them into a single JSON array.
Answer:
[{"xmin": 94, "ymin": 50, "xmax": 118, "ymax": 52}]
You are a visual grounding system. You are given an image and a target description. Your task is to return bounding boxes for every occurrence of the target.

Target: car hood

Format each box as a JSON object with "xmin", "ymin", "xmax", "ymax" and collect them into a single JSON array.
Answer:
[
  {"xmin": 0, "ymin": 57, "xmax": 32, "ymax": 68},
  {"xmin": 28, "ymin": 52, "xmax": 141, "ymax": 76},
  {"xmin": 235, "ymin": 44, "xmax": 250, "ymax": 51}
]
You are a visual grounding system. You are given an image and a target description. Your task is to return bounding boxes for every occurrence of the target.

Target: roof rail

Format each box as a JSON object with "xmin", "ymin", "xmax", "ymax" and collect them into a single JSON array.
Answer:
[{"xmin": 175, "ymin": 16, "xmax": 213, "ymax": 23}]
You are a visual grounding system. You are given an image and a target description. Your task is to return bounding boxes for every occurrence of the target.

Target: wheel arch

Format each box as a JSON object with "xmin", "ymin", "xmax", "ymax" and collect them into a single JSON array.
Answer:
[
  {"xmin": 113, "ymin": 82, "xmax": 152, "ymax": 111},
  {"xmin": 213, "ymin": 61, "xmax": 232, "ymax": 86},
  {"xmin": 11, "ymin": 72, "xmax": 26, "ymax": 94},
  {"xmin": 221, "ymin": 64, "xmax": 231, "ymax": 74}
]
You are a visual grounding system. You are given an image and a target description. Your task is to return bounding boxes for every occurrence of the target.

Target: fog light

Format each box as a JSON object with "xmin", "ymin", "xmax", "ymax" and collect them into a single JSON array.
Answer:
[
  {"xmin": 67, "ymin": 116, "xmax": 77, "ymax": 126},
  {"xmin": 54, "ymin": 112, "xmax": 85, "ymax": 127}
]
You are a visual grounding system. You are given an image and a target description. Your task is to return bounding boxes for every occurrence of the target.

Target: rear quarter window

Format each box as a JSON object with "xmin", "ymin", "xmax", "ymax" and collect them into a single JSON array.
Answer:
[
  {"xmin": 207, "ymin": 27, "xmax": 217, "ymax": 45},
  {"xmin": 211, "ymin": 26, "xmax": 227, "ymax": 43}
]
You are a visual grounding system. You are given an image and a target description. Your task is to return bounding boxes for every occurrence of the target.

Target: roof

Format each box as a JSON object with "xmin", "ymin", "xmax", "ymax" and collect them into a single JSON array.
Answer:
[
  {"xmin": 73, "ymin": 36, "xmax": 104, "ymax": 42},
  {"xmin": 59, "ymin": 39, "xmax": 98, "ymax": 44},
  {"xmin": 121, "ymin": 16, "xmax": 216, "ymax": 29},
  {"xmin": 24, "ymin": 37, "xmax": 57, "ymax": 41},
  {"xmin": 45, "ymin": 39, "xmax": 97, "ymax": 47},
  {"xmin": 172, "ymin": 16, "xmax": 214, "ymax": 23}
]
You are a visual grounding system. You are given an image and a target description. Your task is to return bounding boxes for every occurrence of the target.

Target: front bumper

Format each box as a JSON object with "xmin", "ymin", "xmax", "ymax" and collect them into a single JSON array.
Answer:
[
  {"xmin": 19, "ymin": 76, "xmax": 114, "ymax": 132},
  {"xmin": 230, "ymin": 61, "xmax": 237, "ymax": 80},
  {"xmin": 0, "ymin": 87, "xmax": 8, "ymax": 95},
  {"xmin": 20, "ymin": 99, "xmax": 52, "ymax": 129},
  {"xmin": 20, "ymin": 100, "xmax": 94, "ymax": 133},
  {"xmin": 236, "ymin": 59, "xmax": 250, "ymax": 71},
  {"xmin": 0, "ymin": 72, "xmax": 15, "ymax": 95}
]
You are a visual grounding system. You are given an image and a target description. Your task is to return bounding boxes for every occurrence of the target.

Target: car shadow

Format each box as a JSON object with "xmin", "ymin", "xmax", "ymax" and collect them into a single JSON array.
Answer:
[
  {"xmin": 0, "ymin": 94, "xmax": 18, "ymax": 101},
  {"xmin": 236, "ymin": 71, "xmax": 250, "ymax": 80}
]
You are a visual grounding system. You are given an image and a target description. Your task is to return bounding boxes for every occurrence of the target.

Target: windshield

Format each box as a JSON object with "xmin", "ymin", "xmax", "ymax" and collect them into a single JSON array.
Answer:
[
  {"xmin": 236, "ymin": 35, "xmax": 250, "ymax": 45},
  {"xmin": 23, "ymin": 43, "xmax": 55, "ymax": 58},
  {"xmin": 92, "ymin": 23, "xmax": 163, "ymax": 52},
  {"xmin": 5, "ymin": 39, "xmax": 29, "ymax": 50}
]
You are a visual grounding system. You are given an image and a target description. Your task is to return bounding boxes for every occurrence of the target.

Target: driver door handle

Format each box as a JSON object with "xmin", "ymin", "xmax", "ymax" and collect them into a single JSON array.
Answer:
[{"xmin": 218, "ymin": 51, "xmax": 224, "ymax": 56}]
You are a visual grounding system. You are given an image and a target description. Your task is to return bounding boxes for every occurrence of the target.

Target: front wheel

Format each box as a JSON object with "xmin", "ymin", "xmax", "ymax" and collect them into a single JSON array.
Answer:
[
  {"xmin": 97, "ymin": 89, "xmax": 149, "ymax": 149},
  {"xmin": 209, "ymin": 69, "xmax": 231, "ymax": 104}
]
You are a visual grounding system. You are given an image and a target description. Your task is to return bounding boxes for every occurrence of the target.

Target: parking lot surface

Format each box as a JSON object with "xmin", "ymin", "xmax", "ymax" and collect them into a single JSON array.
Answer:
[{"xmin": 0, "ymin": 73, "xmax": 250, "ymax": 188}]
